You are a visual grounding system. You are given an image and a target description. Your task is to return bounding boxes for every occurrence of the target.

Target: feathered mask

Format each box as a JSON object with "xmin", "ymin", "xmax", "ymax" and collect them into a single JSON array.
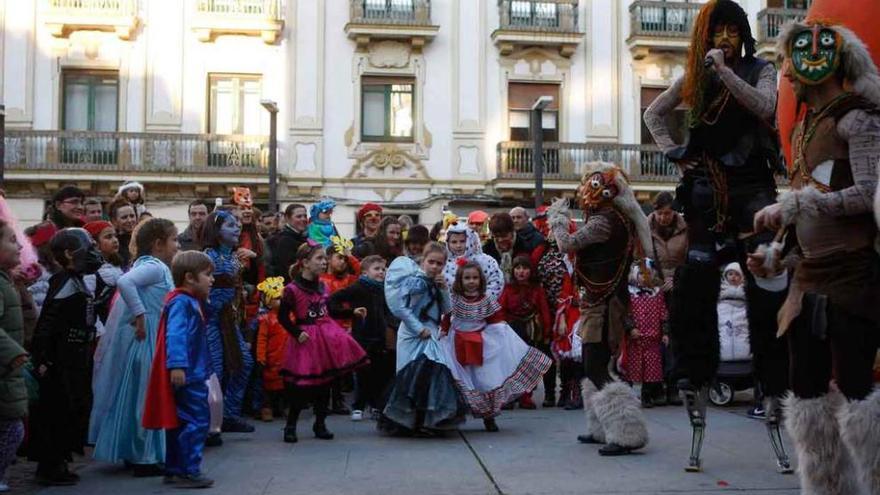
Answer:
[
  {"xmin": 330, "ymin": 235, "xmax": 353, "ymax": 255},
  {"xmin": 257, "ymin": 276, "xmax": 285, "ymax": 302}
]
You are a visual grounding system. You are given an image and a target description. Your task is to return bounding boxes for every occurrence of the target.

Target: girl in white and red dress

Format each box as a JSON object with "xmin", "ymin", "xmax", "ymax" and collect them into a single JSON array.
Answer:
[
  {"xmin": 441, "ymin": 260, "xmax": 551, "ymax": 431},
  {"xmin": 621, "ymin": 263, "xmax": 666, "ymax": 408},
  {"xmin": 278, "ymin": 242, "xmax": 368, "ymax": 444}
]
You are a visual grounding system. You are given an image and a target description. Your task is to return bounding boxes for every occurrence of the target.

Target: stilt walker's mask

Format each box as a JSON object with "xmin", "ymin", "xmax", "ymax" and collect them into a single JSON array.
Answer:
[
  {"xmin": 789, "ymin": 24, "xmax": 842, "ymax": 85},
  {"xmin": 578, "ymin": 169, "xmax": 622, "ymax": 212}
]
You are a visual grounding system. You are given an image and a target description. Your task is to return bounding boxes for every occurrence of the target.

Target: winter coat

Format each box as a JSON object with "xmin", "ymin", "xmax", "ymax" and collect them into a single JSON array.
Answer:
[
  {"xmin": 718, "ymin": 284, "xmax": 750, "ymax": 361},
  {"xmin": 499, "ymin": 282, "xmax": 553, "ymax": 343},
  {"xmin": 270, "ymin": 225, "xmax": 309, "ymax": 282},
  {"xmin": 177, "ymin": 225, "xmax": 204, "ymax": 252},
  {"xmin": 649, "ymin": 212, "xmax": 688, "ymax": 281},
  {"xmin": 516, "ymin": 223, "xmax": 546, "ymax": 253},
  {"xmin": 0, "ymin": 271, "xmax": 27, "ymax": 419},
  {"xmin": 328, "ymin": 279, "xmax": 394, "ymax": 348},
  {"xmin": 255, "ymin": 311, "xmax": 288, "ymax": 391}
]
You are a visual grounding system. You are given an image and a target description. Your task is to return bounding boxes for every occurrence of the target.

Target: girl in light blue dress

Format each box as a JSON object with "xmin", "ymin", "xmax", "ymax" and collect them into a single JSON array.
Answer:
[{"xmin": 90, "ymin": 219, "xmax": 178, "ymax": 476}]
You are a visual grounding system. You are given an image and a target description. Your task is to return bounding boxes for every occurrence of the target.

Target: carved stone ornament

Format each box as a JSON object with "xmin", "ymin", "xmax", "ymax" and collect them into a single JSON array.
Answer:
[
  {"xmin": 346, "ymin": 144, "xmax": 431, "ymax": 180},
  {"xmin": 368, "ymin": 40, "xmax": 411, "ymax": 68}
]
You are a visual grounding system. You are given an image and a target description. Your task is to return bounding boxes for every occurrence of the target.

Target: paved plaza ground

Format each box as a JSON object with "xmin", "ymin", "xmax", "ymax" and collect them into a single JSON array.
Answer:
[{"xmin": 11, "ymin": 391, "xmax": 801, "ymax": 495}]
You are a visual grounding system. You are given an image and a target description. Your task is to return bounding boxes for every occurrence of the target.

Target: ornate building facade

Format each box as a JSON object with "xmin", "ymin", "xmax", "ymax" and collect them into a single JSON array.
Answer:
[{"xmin": 1, "ymin": 0, "xmax": 806, "ymax": 234}]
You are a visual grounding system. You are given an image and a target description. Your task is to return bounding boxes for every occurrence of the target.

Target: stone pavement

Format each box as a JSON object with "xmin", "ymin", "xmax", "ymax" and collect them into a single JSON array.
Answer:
[{"xmin": 16, "ymin": 395, "xmax": 801, "ymax": 495}]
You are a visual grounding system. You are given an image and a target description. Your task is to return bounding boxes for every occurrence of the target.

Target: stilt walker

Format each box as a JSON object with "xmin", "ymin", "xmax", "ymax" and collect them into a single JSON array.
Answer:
[
  {"xmin": 752, "ymin": 21, "xmax": 880, "ymax": 495},
  {"xmin": 547, "ymin": 162, "xmax": 651, "ymax": 456},
  {"xmin": 643, "ymin": 0, "xmax": 792, "ymax": 473}
]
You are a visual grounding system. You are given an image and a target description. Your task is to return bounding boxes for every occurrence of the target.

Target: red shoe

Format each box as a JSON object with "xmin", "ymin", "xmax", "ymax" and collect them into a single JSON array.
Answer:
[{"xmin": 518, "ymin": 394, "xmax": 537, "ymax": 410}]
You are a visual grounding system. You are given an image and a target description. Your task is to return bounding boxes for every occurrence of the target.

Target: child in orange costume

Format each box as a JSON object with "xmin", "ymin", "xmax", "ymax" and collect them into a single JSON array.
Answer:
[{"xmin": 255, "ymin": 277, "xmax": 288, "ymax": 422}]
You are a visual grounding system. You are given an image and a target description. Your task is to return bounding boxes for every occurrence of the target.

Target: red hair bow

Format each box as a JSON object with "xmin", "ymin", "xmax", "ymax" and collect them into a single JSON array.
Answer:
[{"xmin": 455, "ymin": 257, "xmax": 468, "ymax": 267}]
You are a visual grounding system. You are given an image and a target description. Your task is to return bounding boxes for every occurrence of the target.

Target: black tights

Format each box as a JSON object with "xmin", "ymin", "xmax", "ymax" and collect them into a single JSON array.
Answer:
[{"xmin": 286, "ymin": 385, "xmax": 330, "ymax": 427}]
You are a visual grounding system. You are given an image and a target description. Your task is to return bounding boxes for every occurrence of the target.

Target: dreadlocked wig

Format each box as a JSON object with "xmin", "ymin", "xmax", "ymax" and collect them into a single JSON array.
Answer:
[{"xmin": 682, "ymin": 0, "xmax": 756, "ymax": 125}]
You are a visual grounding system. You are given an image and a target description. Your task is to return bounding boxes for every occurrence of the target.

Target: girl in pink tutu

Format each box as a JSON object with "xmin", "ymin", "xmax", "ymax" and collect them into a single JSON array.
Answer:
[{"xmin": 278, "ymin": 242, "xmax": 368, "ymax": 444}]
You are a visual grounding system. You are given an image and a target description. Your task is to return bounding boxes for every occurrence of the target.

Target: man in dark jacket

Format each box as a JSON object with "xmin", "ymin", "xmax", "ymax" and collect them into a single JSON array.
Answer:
[
  {"xmin": 178, "ymin": 200, "xmax": 210, "ymax": 251},
  {"xmin": 482, "ymin": 212, "xmax": 533, "ymax": 282},
  {"xmin": 269, "ymin": 203, "xmax": 309, "ymax": 282},
  {"xmin": 510, "ymin": 206, "xmax": 545, "ymax": 252}
]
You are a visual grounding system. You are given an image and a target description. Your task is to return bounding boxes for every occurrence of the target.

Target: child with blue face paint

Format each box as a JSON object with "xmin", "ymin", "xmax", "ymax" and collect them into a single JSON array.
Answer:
[
  {"xmin": 202, "ymin": 210, "xmax": 255, "ymax": 437},
  {"xmin": 307, "ymin": 199, "xmax": 340, "ymax": 248}
]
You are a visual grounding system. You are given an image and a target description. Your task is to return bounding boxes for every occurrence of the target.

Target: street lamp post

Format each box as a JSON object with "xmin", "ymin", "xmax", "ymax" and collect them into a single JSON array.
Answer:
[
  {"xmin": 260, "ymin": 100, "xmax": 279, "ymax": 213},
  {"xmin": 531, "ymin": 96, "xmax": 554, "ymax": 209},
  {"xmin": 0, "ymin": 104, "xmax": 5, "ymax": 188}
]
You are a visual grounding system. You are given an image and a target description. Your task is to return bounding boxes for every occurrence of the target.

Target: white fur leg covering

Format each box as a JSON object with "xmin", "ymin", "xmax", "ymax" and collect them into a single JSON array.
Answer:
[
  {"xmin": 592, "ymin": 381, "xmax": 648, "ymax": 449},
  {"xmin": 581, "ymin": 378, "xmax": 605, "ymax": 443},
  {"xmin": 838, "ymin": 388, "xmax": 880, "ymax": 495},
  {"xmin": 783, "ymin": 391, "xmax": 864, "ymax": 495}
]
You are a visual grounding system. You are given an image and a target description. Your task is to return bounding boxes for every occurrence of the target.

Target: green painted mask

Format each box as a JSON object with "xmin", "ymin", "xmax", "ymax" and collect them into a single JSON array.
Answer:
[{"xmin": 789, "ymin": 26, "xmax": 841, "ymax": 85}]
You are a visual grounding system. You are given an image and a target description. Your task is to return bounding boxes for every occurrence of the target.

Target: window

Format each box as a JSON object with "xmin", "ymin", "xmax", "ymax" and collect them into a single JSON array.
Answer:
[
  {"xmin": 361, "ymin": 77, "xmax": 414, "ymax": 142},
  {"xmin": 207, "ymin": 74, "xmax": 263, "ymax": 168},
  {"xmin": 508, "ymin": 82, "xmax": 559, "ymax": 142},
  {"xmin": 61, "ymin": 70, "xmax": 119, "ymax": 164}
]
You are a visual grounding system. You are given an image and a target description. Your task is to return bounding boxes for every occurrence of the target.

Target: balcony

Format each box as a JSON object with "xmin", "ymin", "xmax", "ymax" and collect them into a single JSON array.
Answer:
[
  {"xmin": 43, "ymin": 0, "xmax": 140, "ymax": 41},
  {"xmin": 3, "ymin": 130, "xmax": 269, "ymax": 177},
  {"xmin": 345, "ymin": 0, "xmax": 439, "ymax": 52},
  {"xmin": 496, "ymin": 141, "xmax": 679, "ymax": 192},
  {"xmin": 756, "ymin": 8, "xmax": 807, "ymax": 59},
  {"xmin": 627, "ymin": 1, "xmax": 700, "ymax": 60},
  {"xmin": 491, "ymin": 0, "xmax": 584, "ymax": 58},
  {"xmin": 192, "ymin": 0, "xmax": 284, "ymax": 45}
]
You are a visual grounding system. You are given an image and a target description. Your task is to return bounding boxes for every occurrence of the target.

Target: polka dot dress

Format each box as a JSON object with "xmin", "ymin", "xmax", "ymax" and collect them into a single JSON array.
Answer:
[{"xmin": 623, "ymin": 292, "xmax": 667, "ymax": 383}]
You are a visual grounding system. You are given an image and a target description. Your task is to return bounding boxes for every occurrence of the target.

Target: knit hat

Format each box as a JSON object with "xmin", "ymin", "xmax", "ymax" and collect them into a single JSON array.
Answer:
[
  {"xmin": 83, "ymin": 220, "xmax": 113, "ymax": 240},
  {"xmin": 52, "ymin": 185, "xmax": 86, "ymax": 204},
  {"xmin": 357, "ymin": 202, "xmax": 383, "ymax": 220},
  {"xmin": 723, "ymin": 262, "xmax": 743, "ymax": 278}
]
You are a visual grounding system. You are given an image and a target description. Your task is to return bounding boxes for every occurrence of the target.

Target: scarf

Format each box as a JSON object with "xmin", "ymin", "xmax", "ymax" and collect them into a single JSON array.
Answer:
[{"xmin": 359, "ymin": 275, "xmax": 384, "ymax": 292}]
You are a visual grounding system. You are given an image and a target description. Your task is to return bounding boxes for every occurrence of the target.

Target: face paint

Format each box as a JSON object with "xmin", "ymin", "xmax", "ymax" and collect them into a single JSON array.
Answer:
[
  {"xmin": 219, "ymin": 215, "xmax": 241, "ymax": 247},
  {"xmin": 789, "ymin": 26, "xmax": 841, "ymax": 85}
]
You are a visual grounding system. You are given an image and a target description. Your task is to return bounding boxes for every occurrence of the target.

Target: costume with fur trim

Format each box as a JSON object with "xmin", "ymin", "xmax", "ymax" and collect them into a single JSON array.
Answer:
[
  {"xmin": 442, "ymin": 223, "xmax": 505, "ymax": 301},
  {"xmin": 549, "ymin": 162, "xmax": 650, "ymax": 456},
  {"xmin": 768, "ymin": 20, "xmax": 880, "ymax": 494}
]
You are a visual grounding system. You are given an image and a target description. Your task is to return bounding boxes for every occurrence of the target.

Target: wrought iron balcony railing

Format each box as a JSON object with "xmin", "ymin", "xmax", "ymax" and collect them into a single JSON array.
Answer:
[
  {"xmin": 497, "ymin": 0, "xmax": 579, "ymax": 33},
  {"xmin": 349, "ymin": 0, "xmax": 433, "ymax": 26},
  {"xmin": 629, "ymin": 1, "xmax": 700, "ymax": 39},
  {"xmin": 497, "ymin": 141, "xmax": 679, "ymax": 183},
  {"xmin": 757, "ymin": 8, "xmax": 807, "ymax": 45},
  {"xmin": 4, "ymin": 130, "xmax": 268, "ymax": 175}
]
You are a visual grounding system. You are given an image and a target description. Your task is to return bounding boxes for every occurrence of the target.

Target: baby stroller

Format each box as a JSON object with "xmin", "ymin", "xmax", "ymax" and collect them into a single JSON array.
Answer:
[{"xmin": 710, "ymin": 263, "xmax": 753, "ymax": 407}]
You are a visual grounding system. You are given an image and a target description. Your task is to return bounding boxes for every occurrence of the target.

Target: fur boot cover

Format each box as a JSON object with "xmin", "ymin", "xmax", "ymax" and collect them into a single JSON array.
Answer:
[
  {"xmin": 581, "ymin": 378, "xmax": 605, "ymax": 443},
  {"xmin": 783, "ymin": 391, "xmax": 863, "ymax": 495},
  {"xmin": 838, "ymin": 388, "xmax": 880, "ymax": 495},
  {"xmin": 592, "ymin": 381, "xmax": 648, "ymax": 449}
]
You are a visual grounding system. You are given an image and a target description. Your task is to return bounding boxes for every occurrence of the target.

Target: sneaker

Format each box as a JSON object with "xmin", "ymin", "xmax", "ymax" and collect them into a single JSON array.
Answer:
[
  {"xmin": 175, "ymin": 474, "xmax": 214, "ymax": 489},
  {"xmin": 351, "ymin": 410, "xmax": 364, "ymax": 421},
  {"xmin": 221, "ymin": 417, "xmax": 255, "ymax": 433},
  {"xmin": 0, "ymin": 481, "xmax": 9, "ymax": 492},
  {"xmin": 205, "ymin": 433, "xmax": 223, "ymax": 447},
  {"xmin": 747, "ymin": 406, "xmax": 766, "ymax": 419}
]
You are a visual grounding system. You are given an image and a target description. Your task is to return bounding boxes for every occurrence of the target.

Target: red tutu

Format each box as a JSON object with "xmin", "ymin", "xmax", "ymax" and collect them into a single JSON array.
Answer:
[{"xmin": 280, "ymin": 318, "xmax": 368, "ymax": 386}]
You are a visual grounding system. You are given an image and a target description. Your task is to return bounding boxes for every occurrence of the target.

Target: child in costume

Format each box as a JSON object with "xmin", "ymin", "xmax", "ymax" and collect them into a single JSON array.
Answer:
[
  {"xmin": 255, "ymin": 277, "xmax": 289, "ymax": 422},
  {"xmin": 319, "ymin": 236, "xmax": 360, "ymax": 415},
  {"xmin": 328, "ymin": 255, "xmax": 395, "ymax": 421},
  {"xmin": 442, "ymin": 221, "xmax": 504, "ymax": 301},
  {"xmin": 83, "ymin": 221, "xmax": 124, "ymax": 337},
  {"xmin": 381, "ymin": 243, "xmax": 468, "ymax": 436},
  {"xmin": 203, "ymin": 210, "xmax": 255, "ymax": 435},
  {"xmin": 307, "ymin": 199, "xmax": 339, "ymax": 248},
  {"xmin": 90, "ymin": 219, "xmax": 178, "ymax": 476},
  {"xmin": 622, "ymin": 262, "xmax": 666, "ymax": 408},
  {"xmin": 499, "ymin": 256, "xmax": 553, "ymax": 409},
  {"xmin": 277, "ymin": 242, "xmax": 368, "ymax": 443},
  {"xmin": 441, "ymin": 261, "xmax": 552, "ymax": 431},
  {"xmin": 29, "ymin": 228, "xmax": 103, "ymax": 485},
  {"xmin": 143, "ymin": 251, "xmax": 215, "ymax": 488},
  {"xmin": 116, "ymin": 181, "xmax": 147, "ymax": 218},
  {"xmin": 0, "ymin": 214, "xmax": 29, "ymax": 492}
]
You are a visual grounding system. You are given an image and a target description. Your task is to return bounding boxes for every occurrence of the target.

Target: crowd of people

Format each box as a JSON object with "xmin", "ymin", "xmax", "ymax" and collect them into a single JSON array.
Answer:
[{"xmin": 1, "ymin": 1, "xmax": 880, "ymax": 493}]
